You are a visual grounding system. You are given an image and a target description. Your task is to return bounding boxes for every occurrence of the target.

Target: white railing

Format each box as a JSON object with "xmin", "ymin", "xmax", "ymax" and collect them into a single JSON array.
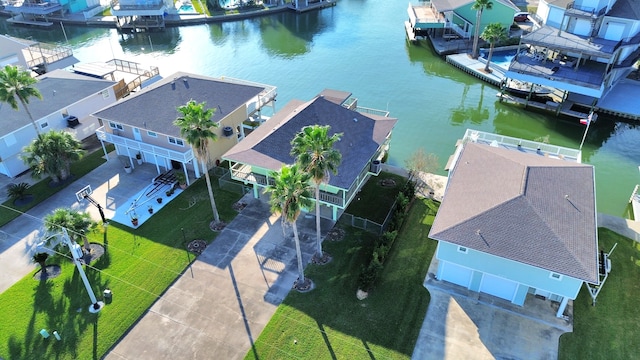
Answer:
[
  {"xmin": 356, "ymin": 106, "xmax": 390, "ymax": 117},
  {"xmin": 463, "ymin": 129, "xmax": 582, "ymax": 162},
  {"xmin": 96, "ymin": 127, "xmax": 194, "ymax": 163}
]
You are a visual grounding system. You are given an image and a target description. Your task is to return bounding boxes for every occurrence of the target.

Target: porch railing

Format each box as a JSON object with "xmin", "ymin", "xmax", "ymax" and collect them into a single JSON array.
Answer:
[{"xmin": 96, "ymin": 127, "xmax": 194, "ymax": 163}]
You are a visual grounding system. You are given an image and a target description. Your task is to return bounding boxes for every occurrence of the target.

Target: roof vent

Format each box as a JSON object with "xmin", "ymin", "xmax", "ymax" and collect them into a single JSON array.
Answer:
[
  {"xmin": 222, "ymin": 126, "xmax": 233, "ymax": 137},
  {"xmin": 52, "ymin": 90, "xmax": 56, "ymax": 96},
  {"xmin": 353, "ymin": 118, "xmax": 358, "ymax": 122}
]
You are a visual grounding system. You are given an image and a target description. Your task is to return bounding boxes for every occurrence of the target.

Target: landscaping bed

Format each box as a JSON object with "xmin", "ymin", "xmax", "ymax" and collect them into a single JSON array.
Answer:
[{"xmin": 344, "ymin": 172, "xmax": 407, "ymax": 224}]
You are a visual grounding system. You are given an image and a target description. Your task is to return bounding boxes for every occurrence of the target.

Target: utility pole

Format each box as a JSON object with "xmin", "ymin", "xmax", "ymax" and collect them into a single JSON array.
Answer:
[{"xmin": 62, "ymin": 228, "xmax": 104, "ymax": 313}]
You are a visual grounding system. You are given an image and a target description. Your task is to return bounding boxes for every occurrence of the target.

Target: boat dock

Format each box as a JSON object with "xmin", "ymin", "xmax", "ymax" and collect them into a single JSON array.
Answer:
[
  {"xmin": 289, "ymin": 0, "xmax": 335, "ymax": 13},
  {"xmin": 445, "ymin": 53, "xmax": 504, "ymax": 87}
]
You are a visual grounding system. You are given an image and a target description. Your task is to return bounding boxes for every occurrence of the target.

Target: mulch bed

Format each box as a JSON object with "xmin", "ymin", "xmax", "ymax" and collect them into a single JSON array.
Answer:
[
  {"xmin": 209, "ymin": 221, "xmax": 227, "ymax": 232},
  {"xmin": 325, "ymin": 227, "xmax": 345, "ymax": 242},
  {"xmin": 312, "ymin": 252, "xmax": 332, "ymax": 265},
  {"xmin": 379, "ymin": 179, "xmax": 397, "ymax": 188},
  {"xmin": 33, "ymin": 265, "xmax": 62, "ymax": 281},
  {"xmin": 232, "ymin": 201, "xmax": 247, "ymax": 212},
  {"xmin": 80, "ymin": 243, "xmax": 105, "ymax": 264},
  {"xmin": 13, "ymin": 195, "xmax": 34, "ymax": 207},
  {"xmin": 293, "ymin": 277, "xmax": 314, "ymax": 292},
  {"xmin": 187, "ymin": 239, "xmax": 207, "ymax": 254}
]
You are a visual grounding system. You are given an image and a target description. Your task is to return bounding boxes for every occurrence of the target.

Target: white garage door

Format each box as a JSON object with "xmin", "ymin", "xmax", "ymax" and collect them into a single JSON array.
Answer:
[
  {"xmin": 440, "ymin": 262, "xmax": 472, "ymax": 288},
  {"xmin": 480, "ymin": 273, "xmax": 518, "ymax": 302}
]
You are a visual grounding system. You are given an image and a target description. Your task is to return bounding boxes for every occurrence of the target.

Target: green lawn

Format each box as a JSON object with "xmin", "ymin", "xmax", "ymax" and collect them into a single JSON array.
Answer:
[
  {"xmin": 559, "ymin": 227, "xmax": 640, "ymax": 359},
  {"xmin": 0, "ymin": 145, "xmax": 115, "ymax": 227},
  {"xmin": 0, "ymin": 173, "xmax": 242, "ymax": 359},
  {"xmin": 344, "ymin": 172, "xmax": 407, "ymax": 224},
  {"xmin": 246, "ymin": 198, "xmax": 439, "ymax": 360}
]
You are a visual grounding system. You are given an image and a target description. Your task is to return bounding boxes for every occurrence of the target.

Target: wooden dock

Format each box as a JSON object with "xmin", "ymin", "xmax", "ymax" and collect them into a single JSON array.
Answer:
[
  {"xmin": 404, "ymin": 21, "xmax": 416, "ymax": 42},
  {"xmin": 289, "ymin": 0, "xmax": 335, "ymax": 13}
]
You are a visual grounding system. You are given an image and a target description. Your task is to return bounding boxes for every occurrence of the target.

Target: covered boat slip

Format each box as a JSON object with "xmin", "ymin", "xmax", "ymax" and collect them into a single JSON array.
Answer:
[{"xmin": 4, "ymin": 0, "xmax": 64, "ymax": 26}]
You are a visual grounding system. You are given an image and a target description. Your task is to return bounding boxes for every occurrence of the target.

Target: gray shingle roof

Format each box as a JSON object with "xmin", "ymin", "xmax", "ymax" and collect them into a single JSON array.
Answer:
[
  {"xmin": 607, "ymin": 0, "xmax": 640, "ymax": 20},
  {"xmin": 0, "ymin": 69, "xmax": 115, "ymax": 135},
  {"xmin": 429, "ymin": 142, "xmax": 599, "ymax": 284},
  {"xmin": 92, "ymin": 72, "xmax": 265, "ymax": 138},
  {"xmin": 223, "ymin": 95, "xmax": 397, "ymax": 189}
]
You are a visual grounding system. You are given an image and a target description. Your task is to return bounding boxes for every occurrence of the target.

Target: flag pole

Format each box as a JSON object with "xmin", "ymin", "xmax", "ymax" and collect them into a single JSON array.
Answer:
[{"xmin": 579, "ymin": 112, "xmax": 594, "ymax": 150}]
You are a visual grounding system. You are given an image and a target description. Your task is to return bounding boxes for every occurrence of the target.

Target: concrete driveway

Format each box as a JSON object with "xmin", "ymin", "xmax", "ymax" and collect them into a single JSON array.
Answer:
[
  {"xmin": 412, "ymin": 260, "xmax": 571, "ymax": 360},
  {"xmin": 105, "ymin": 195, "xmax": 334, "ymax": 360}
]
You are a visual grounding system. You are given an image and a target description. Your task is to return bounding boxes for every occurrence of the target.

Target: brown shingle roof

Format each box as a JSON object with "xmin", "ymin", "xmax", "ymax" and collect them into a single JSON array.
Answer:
[{"xmin": 429, "ymin": 142, "xmax": 598, "ymax": 283}]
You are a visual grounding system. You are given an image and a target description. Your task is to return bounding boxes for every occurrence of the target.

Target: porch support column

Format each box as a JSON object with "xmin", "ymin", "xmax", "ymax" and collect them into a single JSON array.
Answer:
[
  {"xmin": 154, "ymin": 154, "xmax": 160, "ymax": 174},
  {"xmin": 99, "ymin": 139, "xmax": 109, "ymax": 160},
  {"xmin": 253, "ymin": 184, "xmax": 260, "ymax": 199},
  {"xmin": 126, "ymin": 148, "xmax": 135, "ymax": 169},
  {"xmin": 182, "ymin": 163, "xmax": 190, "ymax": 185},
  {"xmin": 193, "ymin": 158, "xmax": 201, "ymax": 178},
  {"xmin": 332, "ymin": 206, "xmax": 337, "ymax": 221},
  {"xmin": 556, "ymin": 296, "xmax": 569, "ymax": 318}
]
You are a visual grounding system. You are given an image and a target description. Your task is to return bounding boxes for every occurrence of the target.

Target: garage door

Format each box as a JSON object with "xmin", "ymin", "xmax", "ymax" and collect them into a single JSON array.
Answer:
[
  {"xmin": 439, "ymin": 262, "xmax": 472, "ymax": 289},
  {"xmin": 480, "ymin": 273, "xmax": 518, "ymax": 302}
]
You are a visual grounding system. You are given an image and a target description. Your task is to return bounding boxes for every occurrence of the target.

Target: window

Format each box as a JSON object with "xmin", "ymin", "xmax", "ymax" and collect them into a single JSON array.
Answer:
[
  {"xmin": 109, "ymin": 122, "xmax": 124, "ymax": 130},
  {"xmin": 40, "ymin": 122, "xmax": 49, "ymax": 129},
  {"xmin": 168, "ymin": 137, "xmax": 184, "ymax": 146},
  {"xmin": 549, "ymin": 272, "xmax": 562, "ymax": 281},
  {"xmin": 457, "ymin": 246, "xmax": 468, "ymax": 254},
  {"xmin": 147, "ymin": 131, "xmax": 157, "ymax": 137},
  {"xmin": 101, "ymin": 89, "xmax": 110, "ymax": 99}
]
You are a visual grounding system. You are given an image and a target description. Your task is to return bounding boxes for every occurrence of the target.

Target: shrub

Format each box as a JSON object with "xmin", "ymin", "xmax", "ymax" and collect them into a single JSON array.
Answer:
[
  {"xmin": 7, "ymin": 182, "xmax": 30, "ymax": 200},
  {"xmin": 402, "ymin": 180, "xmax": 416, "ymax": 199},
  {"xmin": 378, "ymin": 230, "xmax": 398, "ymax": 247},
  {"xmin": 357, "ymin": 257, "xmax": 383, "ymax": 291}
]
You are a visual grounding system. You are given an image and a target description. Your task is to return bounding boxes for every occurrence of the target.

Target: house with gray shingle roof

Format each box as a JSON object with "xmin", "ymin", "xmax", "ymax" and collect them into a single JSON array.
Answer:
[
  {"xmin": 429, "ymin": 129, "xmax": 599, "ymax": 318},
  {"xmin": 0, "ymin": 69, "xmax": 116, "ymax": 178},
  {"xmin": 222, "ymin": 89, "xmax": 397, "ymax": 221},
  {"xmin": 92, "ymin": 72, "xmax": 277, "ymax": 183}
]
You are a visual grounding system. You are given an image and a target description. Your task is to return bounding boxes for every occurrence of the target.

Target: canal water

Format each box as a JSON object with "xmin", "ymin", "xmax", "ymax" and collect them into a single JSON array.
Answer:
[{"xmin": 2, "ymin": 0, "xmax": 639, "ymax": 216}]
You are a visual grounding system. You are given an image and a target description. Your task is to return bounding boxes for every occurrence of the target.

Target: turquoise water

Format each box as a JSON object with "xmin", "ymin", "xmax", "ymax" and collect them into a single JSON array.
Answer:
[
  {"xmin": 0, "ymin": 1, "xmax": 638, "ymax": 216},
  {"xmin": 178, "ymin": 4, "xmax": 195, "ymax": 13},
  {"xmin": 480, "ymin": 49, "xmax": 517, "ymax": 70}
]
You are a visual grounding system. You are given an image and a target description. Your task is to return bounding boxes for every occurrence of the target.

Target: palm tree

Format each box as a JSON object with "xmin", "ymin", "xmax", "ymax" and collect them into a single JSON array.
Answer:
[
  {"xmin": 471, "ymin": 0, "xmax": 493, "ymax": 59},
  {"xmin": 174, "ymin": 100, "xmax": 221, "ymax": 224},
  {"xmin": 0, "ymin": 65, "xmax": 43, "ymax": 135},
  {"xmin": 290, "ymin": 125, "xmax": 342, "ymax": 262},
  {"xmin": 481, "ymin": 23, "xmax": 508, "ymax": 72},
  {"xmin": 44, "ymin": 208, "xmax": 96, "ymax": 253},
  {"xmin": 265, "ymin": 164, "xmax": 313, "ymax": 288},
  {"xmin": 21, "ymin": 130, "xmax": 85, "ymax": 183}
]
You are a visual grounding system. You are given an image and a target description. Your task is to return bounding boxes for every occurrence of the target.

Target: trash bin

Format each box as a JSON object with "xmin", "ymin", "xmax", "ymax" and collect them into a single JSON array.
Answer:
[
  {"xmin": 40, "ymin": 329, "xmax": 50, "ymax": 339},
  {"xmin": 103, "ymin": 289, "xmax": 112, "ymax": 304}
]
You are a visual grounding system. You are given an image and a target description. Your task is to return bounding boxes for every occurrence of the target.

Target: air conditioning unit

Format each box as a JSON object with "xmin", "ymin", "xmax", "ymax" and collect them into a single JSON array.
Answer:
[{"xmin": 370, "ymin": 160, "xmax": 381, "ymax": 173}]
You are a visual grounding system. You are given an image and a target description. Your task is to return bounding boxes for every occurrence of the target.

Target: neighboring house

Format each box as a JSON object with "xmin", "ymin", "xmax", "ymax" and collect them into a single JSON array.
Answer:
[
  {"xmin": 92, "ymin": 72, "xmax": 277, "ymax": 183},
  {"xmin": 504, "ymin": 0, "xmax": 640, "ymax": 107},
  {"xmin": 407, "ymin": 0, "xmax": 520, "ymax": 39},
  {"xmin": 222, "ymin": 89, "xmax": 397, "ymax": 221},
  {"xmin": 0, "ymin": 69, "xmax": 117, "ymax": 178},
  {"xmin": 0, "ymin": 35, "xmax": 78, "ymax": 75},
  {"xmin": 111, "ymin": 0, "xmax": 174, "ymax": 31},
  {"xmin": 3, "ymin": 0, "xmax": 101, "ymax": 25},
  {"xmin": 429, "ymin": 129, "xmax": 599, "ymax": 318}
]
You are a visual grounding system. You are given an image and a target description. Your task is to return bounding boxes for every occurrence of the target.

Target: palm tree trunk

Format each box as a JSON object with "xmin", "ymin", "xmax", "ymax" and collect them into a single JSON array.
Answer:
[
  {"xmin": 202, "ymin": 159, "xmax": 220, "ymax": 223},
  {"xmin": 472, "ymin": 10, "xmax": 482, "ymax": 59},
  {"xmin": 485, "ymin": 45, "xmax": 494, "ymax": 72},
  {"xmin": 19, "ymin": 97, "xmax": 41, "ymax": 136},
  {"xmin": 314, "ymin": 184, "xmax": 322, "ymax": 257},
  {"xmin": 292, "ymin": 221, "xmax": 305, "ymax": 281}
]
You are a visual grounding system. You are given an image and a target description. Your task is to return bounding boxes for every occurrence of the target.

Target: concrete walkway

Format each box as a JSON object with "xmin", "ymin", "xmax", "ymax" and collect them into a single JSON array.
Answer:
[{"xmin": 105, "ymin": 194, "xmax": 333, "ymax": 360}]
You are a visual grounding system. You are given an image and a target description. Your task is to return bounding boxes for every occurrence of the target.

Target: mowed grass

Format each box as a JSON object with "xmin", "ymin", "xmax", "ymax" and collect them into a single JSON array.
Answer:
[
  {"xmin": 247, "ymin": 198, "xmax": 439, "ymax": 360},
  {"xmin": 559, "ymin": 227, "xmax": 640, "ymax": 359},
  {"xmin": 345, "ymin": 172, "xmax": 407, "ymax": 224},
  {"xmin": 0, "ymin": 145, "xmax": 115, "ymax": 227},
  {"xmin": 0, "ymin": 173, "xmax": 242, "ymax": 360}
]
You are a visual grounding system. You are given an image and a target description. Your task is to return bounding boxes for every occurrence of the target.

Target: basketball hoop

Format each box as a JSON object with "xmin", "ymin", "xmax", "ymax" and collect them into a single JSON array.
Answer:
[{"xmin": 75, "ymin": 185, "xmax": 93, "ymax": 203}]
